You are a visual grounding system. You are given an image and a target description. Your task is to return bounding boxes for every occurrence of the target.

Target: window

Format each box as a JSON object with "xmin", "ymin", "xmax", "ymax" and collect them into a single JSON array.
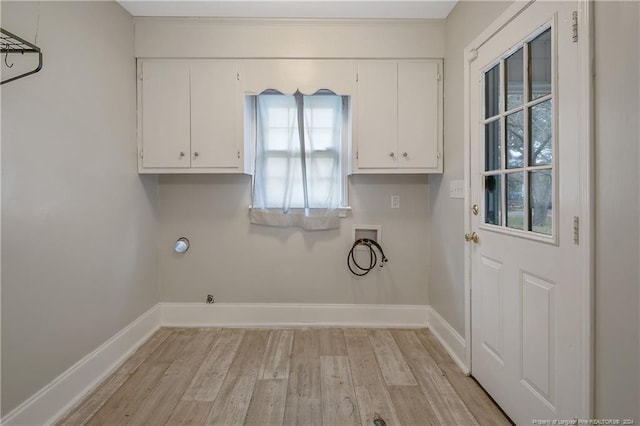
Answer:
[
  {"xmin": 249, "ymin": 90, "xmax": 349, "ymax": 230},
  {"xmin": 482, "ymin": 27, "xmax": 554, "ymax": 237}
]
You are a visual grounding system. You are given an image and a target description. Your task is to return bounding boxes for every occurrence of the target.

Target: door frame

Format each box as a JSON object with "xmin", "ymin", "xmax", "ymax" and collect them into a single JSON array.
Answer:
[{"xmin": 462, "ymin": 0, "xmax": 594, "ymax": 418}]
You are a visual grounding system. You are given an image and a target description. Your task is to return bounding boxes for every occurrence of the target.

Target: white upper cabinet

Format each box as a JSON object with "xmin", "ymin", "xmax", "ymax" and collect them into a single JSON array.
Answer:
[
  {"xmin": 354, "ymin": 59, "xmax": 443, "ymax": 173},
  {"xmin": 138, "ymin": 60, "xmax": 241, "ymax": 173},
  {"xmin": 138, "ymin": 58, "xmax": 442, "ymax": 175}
]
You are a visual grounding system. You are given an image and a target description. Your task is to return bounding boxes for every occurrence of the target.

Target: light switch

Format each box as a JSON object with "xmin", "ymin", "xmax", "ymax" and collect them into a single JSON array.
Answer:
[
  {"xmin": 450, "ymin": 180, "xmax": 465, "ymax": 199},
  {"xmin": 391, "ymin": 195, "xmax": 400, "ymax": 209}
]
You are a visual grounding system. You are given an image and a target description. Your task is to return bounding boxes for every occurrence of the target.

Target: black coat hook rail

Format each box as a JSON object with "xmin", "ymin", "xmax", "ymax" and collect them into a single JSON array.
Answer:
[{"xmin": 1, "ymin": 27, "xmax": 43, "ymax": 85}]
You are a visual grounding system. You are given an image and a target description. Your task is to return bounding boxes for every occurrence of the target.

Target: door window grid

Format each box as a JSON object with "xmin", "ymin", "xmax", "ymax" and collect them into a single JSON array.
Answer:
[{"xmin": 481, "ymin": 25, "xmax": 555, "ymax": 239}]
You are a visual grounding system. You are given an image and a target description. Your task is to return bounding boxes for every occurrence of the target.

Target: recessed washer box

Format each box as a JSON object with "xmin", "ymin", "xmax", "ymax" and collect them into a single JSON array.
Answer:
[{"xmin": 352, "ymin": 225, "xmax": 382, "ymax": 243}]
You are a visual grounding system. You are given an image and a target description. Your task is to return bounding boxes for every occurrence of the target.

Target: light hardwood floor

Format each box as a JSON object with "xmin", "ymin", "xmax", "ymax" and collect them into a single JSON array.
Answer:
[{"xmin": 58, "ymin": 328, "xmax": 511, "ymax": 426}]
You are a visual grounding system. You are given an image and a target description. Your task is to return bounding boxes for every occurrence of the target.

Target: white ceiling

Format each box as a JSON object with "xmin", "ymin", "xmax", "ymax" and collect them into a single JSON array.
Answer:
[{"xmin": 118, "ymin": 0, "xmax": 458, "ymax": 19}]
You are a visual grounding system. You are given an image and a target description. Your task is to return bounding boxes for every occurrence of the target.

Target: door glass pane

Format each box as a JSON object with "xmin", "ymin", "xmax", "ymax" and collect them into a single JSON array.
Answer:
[
  {"xmin": 485, "ymin": 119, "xmax": 501, "ymax": 171},
  {"xmin": 529, "ymin": 28, "xmax": 552, "ymax": 100},
  {"xmin": 506, "ymin": 172, "xmax": 524, "ymax": 230},
  {"xmin": 506, "ymin": 110, "xmax": 524, "ymax": 169},
  {"xmin": 485, "ymin": 64, "xmax": 500, "ymax": 118},
  {"xmin": 529, "ymin": 170, "xmax": 552, "ymax": 235},
  {"xmin": 530, "ymin": 100, "xmax": 553, "ymax": 166},
  {"xmin": 485, "ymin": 175, "xmax": 502, "ymax": 226},
  {"xmin": 505, "ymin": 48, "xmax": 524, "ymax": 110}
]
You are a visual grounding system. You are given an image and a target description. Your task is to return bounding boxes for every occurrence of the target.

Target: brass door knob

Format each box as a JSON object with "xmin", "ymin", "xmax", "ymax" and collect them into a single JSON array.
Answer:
[{"xmin": 464, "ymin": 232, "xmax": 479, "ymax": 243}]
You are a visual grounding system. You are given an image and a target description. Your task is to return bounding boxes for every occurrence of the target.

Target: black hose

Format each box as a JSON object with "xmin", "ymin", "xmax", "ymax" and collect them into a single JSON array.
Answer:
[{"xmin": 347, "ymin": 238, "xmax": 388, "ymax": 276}]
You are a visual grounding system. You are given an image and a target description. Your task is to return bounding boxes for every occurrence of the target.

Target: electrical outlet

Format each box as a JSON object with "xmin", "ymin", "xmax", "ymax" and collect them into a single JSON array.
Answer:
[
  {"xmin": 391, "ymin": 195, "xmax": 400, "ymax": 209},
  {"xmin": 449, "ymin": 180, "xmax": 465, "ymax": 199}
]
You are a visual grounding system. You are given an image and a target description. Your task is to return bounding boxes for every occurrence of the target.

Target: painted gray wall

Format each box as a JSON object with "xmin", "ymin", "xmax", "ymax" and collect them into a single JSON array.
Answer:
[
  {"xmin": 158, "ymin": 174, "xmax": 429, "ymax": 305},
  {"xmin": 428, "ymin": 1, "xmax": 511, "ymax": 335},
  {"xmin": 1, "ymin": 1, "xmax": 158, "ymax": 415},
  {"xmin": 594, "ymin": 1, "xmax": 640, "ymax": 420}
]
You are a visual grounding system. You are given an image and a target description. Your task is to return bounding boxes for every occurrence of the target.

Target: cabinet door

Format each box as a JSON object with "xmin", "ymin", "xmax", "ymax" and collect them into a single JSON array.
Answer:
[
  {"xmin": 398, "ymin": 61, "xmax": 440, "ymax": 169},
  {"xmin": 141, "ymin": 61, "xmax": 190, "ymax": 168},
  {"xmin": 190, "ymin": 61, "xmax": 239, "ymax": 169},
  {"xmin": 356, "ymin": 62, "xmax": 398, "ymax": 169}
]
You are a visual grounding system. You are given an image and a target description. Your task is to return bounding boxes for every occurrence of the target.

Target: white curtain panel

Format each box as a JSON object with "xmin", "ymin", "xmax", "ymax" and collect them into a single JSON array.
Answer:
[{"xmin": 250, "ymin": 91, "xmax": 343, "ymax": 230}]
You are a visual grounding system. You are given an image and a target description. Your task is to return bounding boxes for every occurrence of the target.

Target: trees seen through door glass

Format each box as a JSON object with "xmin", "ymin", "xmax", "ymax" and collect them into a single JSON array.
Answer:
[{"xmin": 482, "ymin": 26, "xmax": 553, "ymax": 237}]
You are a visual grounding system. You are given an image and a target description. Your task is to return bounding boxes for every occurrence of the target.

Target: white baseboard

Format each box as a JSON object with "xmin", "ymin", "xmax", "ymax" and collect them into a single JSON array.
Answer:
[
  {"xmin": 426, "ymin": 305, "xmax": 469, "ymax": 374},
  {"xmin": 3, "ymin": 302, "xmax": 429, "ymax": 425},
  {"xmin": 160, "ymin": 302, "xmax": 429, "ymax": 328},
  {"xmin": 2, "ymin": 305, "xmax": 161, "ymax": 426}
]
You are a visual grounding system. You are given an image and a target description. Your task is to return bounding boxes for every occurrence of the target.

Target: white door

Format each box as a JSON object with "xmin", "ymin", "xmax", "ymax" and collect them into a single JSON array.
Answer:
[
  {"xmin": 397, "ymin": 60, "xmax": 440, "ymax": 169},
  {"xmin": 190, "ymin": 61, "xmax": 240, "ymax": 169},
  {"xmin": 469, "ymin": 2, "xmax": 586, "ymax": 424},
  {"xmin": 141, "ymin": 61, "xmax": 191, "ymax": 168},
  {"xmin": 356, "ymin": 61, "xmax": 398, "ymax": 168}
]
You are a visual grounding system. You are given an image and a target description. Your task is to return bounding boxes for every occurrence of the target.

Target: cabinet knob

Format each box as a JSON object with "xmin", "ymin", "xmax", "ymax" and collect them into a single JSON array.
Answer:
[
  {"xmin": 403, "ymin": 152, "xmax": 408, "ymax": 158},
  {"xmin": 389, "ymin": 152, "xmax": 395, "ymax": 158},
  {"xmin": 194, "ymin": 152, "xmax": 199, "ymax": 157},
  {"xmin": 179, "ymin": 152, "xmax": 185, "ymax": 157}
]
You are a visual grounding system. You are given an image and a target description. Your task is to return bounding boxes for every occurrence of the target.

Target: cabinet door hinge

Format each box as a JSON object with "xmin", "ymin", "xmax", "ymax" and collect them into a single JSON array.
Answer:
[
  {"xmin": 573, "ymin": 216, "xmax": 580, "ymax": 245},
  {"xmin": 237, "ymin": 72, "xmax": 240, "ymax": 81},
  {"xmin": 140, "ymin": 151, "xmax": 144, "ymax": 159},
  {"xmin": 138, "ymin": 73, "xmax": 143, "ymax": 80},
  {"xmin": 356, "ymin": 73, "xmax": 359, "ymax": 83},
  {"xmin": 437, "ymin": 73, "xmax": 441, "ymax": 81},
  {"xmin": 436, "ymin": 151, "xmax": 441, "ymax": 159},
  {"xmin": 572, "ymin": 10, "xmax": 578, "ymax": 43},
  {"xmin": 237, "ymin": 150, "xmax": 241, "ymax": 159},
  {"xmin": 355, "ymin": 151, "xmax": 359, "ymax": 160}
]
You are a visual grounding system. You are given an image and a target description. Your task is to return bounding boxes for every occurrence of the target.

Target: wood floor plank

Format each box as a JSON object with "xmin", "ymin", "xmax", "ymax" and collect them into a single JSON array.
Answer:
[
  {"xmin": 415, "ymin": 329, "xmax": 451, "ymax": 364},
  {"xmin": 343, "ymin": 328, "xmax": 385, "ymax": 386},
  {"xmin": 283, "ymin": 329, "xmax": 322, "ymax": 426},
  {"xmin": 319, "ymin": 356, "xmax": 361, "ymax": 426},
  {"xmin": 243, "ymin": 379, "xmax": 288, "ymax": 426},
  {"xmin": 388, "ymin": 385, "xmax": 441, "ymax": 426},
  {"xmin": 354, "ymin": 384, "xmax": 402, "ymax": 426},
  {"xmin": 205, "ymin": 329, "xmax": 270, "ymax": 425},
  {"xmin": 164, "ymin": 401, "xmax": 213, "ymax": 425},
  {"xmin": 126, "ymin": 329, "xmax": 218, "ymax": 425},
  {"xmin": 147, "ymin": 328, "xmax": 197, "ymax": 364},
  {"xmin": 182, "ymin": 328, "xmax": 245, "ymax": 402},
  {"xmin": 392, "ymin": 330, "xmax": 478, "ymax": 426},
  {"xmin": 86, "ymin": 362, "xmax": 170, "ymax": 425},
  {"xmin": 369, "ymin": 329, "xmax": 418, "ymax": 386},
  {"xmin": 319, "ymin": 328, "xmax": 347, "ymax": 356},
  {"xmin": 203, "ymin": 376, "xmax": 253, "ymax": 426},
  {"xmin": 415, "ymin": 330, "xmax": 512, "ymax": 425},
  {"xmin": 260, "ymin": 329, "xmax": 294, "ymax": 380}
]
